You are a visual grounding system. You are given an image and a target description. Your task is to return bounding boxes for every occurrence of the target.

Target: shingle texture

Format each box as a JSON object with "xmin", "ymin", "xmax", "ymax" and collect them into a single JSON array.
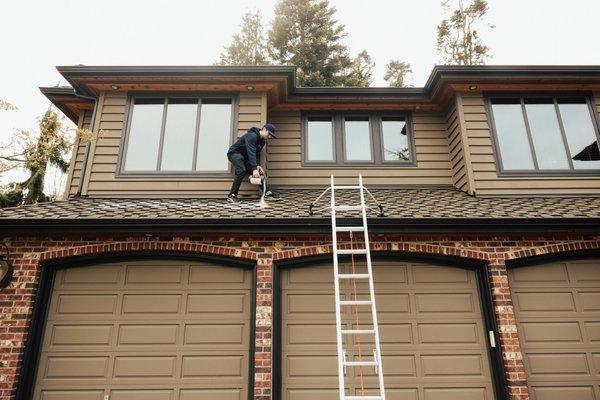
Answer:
[{"xmin": 0, "ymin": 188, "xmax": 598, "ymax": 220}]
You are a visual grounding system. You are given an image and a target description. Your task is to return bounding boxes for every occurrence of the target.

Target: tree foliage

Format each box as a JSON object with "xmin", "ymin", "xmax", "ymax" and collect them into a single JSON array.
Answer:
[
  {"xmin": 384, "ymin": 59, "xmax": 412, "ymax": 87},
  {"xmin": 436, "ymin": 0, "xmax": 494, "ymax": 65},
  {"xmin": 0, "ymin": 99, "xmax": 17, "ymax": 111},
  {"xmin": 217, "ymin": 11, "xmax": 271, "ymax": 66},
  {"xmin": 268, "ymin": 0, "xmax": 354, "ymax": 87},
  {"xmin": 0, "ymin": 108, "xmax": 78, "ymax": 207},
  {"xmin": 344, "ymin": 50, "xmax": 375, "ymax": 87}
]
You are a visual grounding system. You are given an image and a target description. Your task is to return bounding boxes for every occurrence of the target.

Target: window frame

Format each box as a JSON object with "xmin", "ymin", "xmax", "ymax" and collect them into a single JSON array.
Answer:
[
  {"xmin": 485, "ymin": 92, "xmax": 600, "ymax": 176},
  {"xmin": 301, "ymin": 111, "xmax": 416, "ymax": 167},
  {"xmin": 117, "ymin": 92, "xmax": 239, "ymax": 178}
]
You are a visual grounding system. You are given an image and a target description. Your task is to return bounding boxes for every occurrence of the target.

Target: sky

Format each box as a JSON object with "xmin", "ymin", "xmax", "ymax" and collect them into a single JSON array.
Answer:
[{"xmin": 1, "ymin": 0, "xmax": 599, "ymax": 194}]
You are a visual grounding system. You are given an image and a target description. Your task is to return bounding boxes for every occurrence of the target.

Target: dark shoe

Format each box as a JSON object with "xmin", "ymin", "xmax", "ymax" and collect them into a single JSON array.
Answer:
[
  {"xmin": 227, "ymin": 193, "xmax": 239, "ymax": 203},
  {"xmin": 264, "ymin": 190, "xmax": 281, "ymax": 201}
]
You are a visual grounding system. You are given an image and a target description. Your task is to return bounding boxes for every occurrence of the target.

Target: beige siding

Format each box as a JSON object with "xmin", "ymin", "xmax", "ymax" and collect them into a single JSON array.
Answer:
[
  {"xmin": 63, "ymin": 109, "xmax": 93, "ymax": 199},
  {"xmin": 461, "ymin": 92, "xmax": 600, "ymax": 196},
  {"xmin": 82, "ymin": 91, "xmax": 266, "ymax": 197},
  {"xmin": 266, "ymin": 110, "xmax": 453, "ymax": 187},
  {"xmin": 446, "ymin": 97, "xmax": 474, "ymax": 194}
]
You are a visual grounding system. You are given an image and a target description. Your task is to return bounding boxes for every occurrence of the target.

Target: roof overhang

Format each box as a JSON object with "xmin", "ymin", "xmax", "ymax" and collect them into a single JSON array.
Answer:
[
  {"xmin": 39, "ymin": 86, "xmax": 95, "ymax": 123},
  {"xmin": 43, "ymin": 64, "xmax": 600, "ymax": 120}
]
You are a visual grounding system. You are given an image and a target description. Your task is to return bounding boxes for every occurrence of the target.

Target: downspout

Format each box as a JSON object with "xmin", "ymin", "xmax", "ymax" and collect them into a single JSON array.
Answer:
[{"xmin": 72, "ymin": 90, "xmax": 98, "ymax": 197}]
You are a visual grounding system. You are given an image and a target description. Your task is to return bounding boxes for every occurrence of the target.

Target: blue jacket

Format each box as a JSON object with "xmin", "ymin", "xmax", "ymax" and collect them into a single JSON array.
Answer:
[{"xmin": 227, "ymin": 127, "xmax": 265, "ymax": 170}]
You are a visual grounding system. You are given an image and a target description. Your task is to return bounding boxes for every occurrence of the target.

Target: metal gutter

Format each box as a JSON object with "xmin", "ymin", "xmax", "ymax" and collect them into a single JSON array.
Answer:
[{"xmin": 1, "ymin": 217, "xmax": 599, "ymax": 234}]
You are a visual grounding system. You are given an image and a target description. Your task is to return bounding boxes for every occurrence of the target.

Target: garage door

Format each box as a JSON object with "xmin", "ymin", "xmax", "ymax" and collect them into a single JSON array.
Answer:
[
  {"xmin": 280, "ymin": 260, "xmax": 495, "ymax": 400},
  {"xmin": 508, "ymin": 260, "xmax": 600, "ymax": 400},
  {"xmin": 33, "ymin": 260, "xmax": 252, "ymax": 400}
]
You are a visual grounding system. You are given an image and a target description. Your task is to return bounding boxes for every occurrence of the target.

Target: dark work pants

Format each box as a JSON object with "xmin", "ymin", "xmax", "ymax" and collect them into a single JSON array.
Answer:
[{"xmin": 227, "ymin": 152, "xmax": 269, "ymax": 195}]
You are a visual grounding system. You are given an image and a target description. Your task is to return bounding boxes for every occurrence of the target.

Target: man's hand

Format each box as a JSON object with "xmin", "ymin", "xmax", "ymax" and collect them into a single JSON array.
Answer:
[
  {"xmin": 252, "ymin": 169, "xmax": 260, "ymax": 178},
  {"xmin": 256, "ymin": 166, "xmax": 264, "ymax": 175}
]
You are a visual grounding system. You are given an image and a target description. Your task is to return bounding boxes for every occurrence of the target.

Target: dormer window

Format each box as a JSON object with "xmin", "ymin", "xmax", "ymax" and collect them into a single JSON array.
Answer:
[
  {"xmin": 302, "ymin": 113, "xmax": 415, "ymax": 166},
  {"xmin": 120, "ymin": 95, "xmax": 235, "ymax": 174},
  {"xmin": 487, "ymin": 96, "xmax": 600, "ymax": 173}
]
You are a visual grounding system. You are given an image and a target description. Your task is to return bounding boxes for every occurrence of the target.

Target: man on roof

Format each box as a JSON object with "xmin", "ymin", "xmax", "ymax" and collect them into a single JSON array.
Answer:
[{"xmin": 227, "ymin": 123, "xmax": 280, "ymax": 203}]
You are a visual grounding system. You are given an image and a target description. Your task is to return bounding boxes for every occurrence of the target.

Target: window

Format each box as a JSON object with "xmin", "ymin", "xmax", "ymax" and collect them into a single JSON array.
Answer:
[
  {"xmin": 303, "ymin": 113, "xmax": 414, "ymax": 165},
  {"xmin": 488, "ymin": 96, "xmax": 600, "ymax": 173},
  {"xmin": 121, "ymin": 96, "xmax": 235, "ymax": 173}
]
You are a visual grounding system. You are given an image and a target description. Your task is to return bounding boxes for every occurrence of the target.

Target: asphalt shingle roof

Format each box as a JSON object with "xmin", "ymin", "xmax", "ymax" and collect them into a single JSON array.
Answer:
[{"xmin": 0, "ymin": 188, "xmax": 598, "ymax": 220}]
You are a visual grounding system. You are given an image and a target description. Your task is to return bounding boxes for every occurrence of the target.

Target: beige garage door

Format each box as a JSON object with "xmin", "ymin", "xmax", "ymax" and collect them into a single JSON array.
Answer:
[
  {"xmin": 33, "ymin": 260, "xmax": 252, "ymax": 400},
  {"xmin": 280, "ymin": 259, "xmax": 495, "ymax": 400},
  {"xmin": 508, "ymin": 260, "xmax": 600, "ymax": 400}
]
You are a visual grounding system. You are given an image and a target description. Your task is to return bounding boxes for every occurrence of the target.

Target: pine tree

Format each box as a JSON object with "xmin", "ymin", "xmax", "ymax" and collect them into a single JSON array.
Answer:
[
  {"xmin": 384, "ymin": 60, "xmax": 412, "ymax": 87},
  {"xmin": 436, "ymin": 0, "xmax": 494, "ymax": 65},
  {"xmin": 268, "ymin": 0, "xmax": 353, "ymax": 87},
  {"xmin": 217, "ymin": 11, "xmax": 270, "ymax": 66},
  {"xmin": 345, "ymin": 50, "xmax": 375, "ymax": 87}
]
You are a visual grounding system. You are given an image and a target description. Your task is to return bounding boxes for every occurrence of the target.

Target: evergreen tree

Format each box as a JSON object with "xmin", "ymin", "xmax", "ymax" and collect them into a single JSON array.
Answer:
[
  {"xmin": 345, "ymin": 50, "xmax": 375, "ymax": 87},
  {"xmin": 268, "ymin": 0, "xmax": 353, "ymax": 87},
  {"xmin": 217, "ymin": 11, "xmax": 270, "ymax": 66},
  {"xmin": 384, "ymin": 60, "xmax": 412, "ymax": 87},
  {"xmin": 436, "ymin": 0, "xmax": 494, "ymax": 65}
]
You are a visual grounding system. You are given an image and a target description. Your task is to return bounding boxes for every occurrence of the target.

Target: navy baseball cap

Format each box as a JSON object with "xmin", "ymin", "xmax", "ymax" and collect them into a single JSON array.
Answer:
[{"xmin": 263, "ymin": 123, "xmax": 277, "ymax": 138}]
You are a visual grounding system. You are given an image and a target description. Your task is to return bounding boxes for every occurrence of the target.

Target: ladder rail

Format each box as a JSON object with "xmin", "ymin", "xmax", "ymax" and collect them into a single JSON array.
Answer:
[
  {"xmin": 330, "ymin": 175, "xmax": 346, "ymax": 400},
  {"xmin": 358, "ymin": 174, "xmax": 386, "ymax": 399}
]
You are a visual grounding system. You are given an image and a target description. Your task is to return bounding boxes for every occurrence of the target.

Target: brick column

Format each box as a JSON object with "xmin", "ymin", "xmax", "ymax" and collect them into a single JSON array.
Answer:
[
  {"xmin": 488, "ymin": 258, "xmax": 529, "ymax": 400},
  {"xmin": 254, "ymin": 254, "xmax": 273, "ymax": 399}
]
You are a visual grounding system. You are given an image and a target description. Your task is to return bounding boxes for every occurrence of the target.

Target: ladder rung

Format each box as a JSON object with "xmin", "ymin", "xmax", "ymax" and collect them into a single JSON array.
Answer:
[
  {"xmin": 345, "ymin": 397, "xmax": 383, "ymax": 400},
  {"xmin": 334, "ymin": 205, "xmax": 363, "ymax": 211},
  {"xmin": 339, "ymin": 300, "xmax": 372, "ymax": 306},
  {"xmin": 344, "ymin": 360, "xmax": 378, "ymax": 367},
  {"xmin": 336, "ymin": 226, "xmax": 365, "ymax": 232},
  {"xmin": 338, "ymin": 273, "xmax": 370, "ymax": 279},
  {"xmin": 334, "ymin": 185, "xmax": 361, "ymax": 189},
  {"xmin": 337, "ymin": 249, "xmax": 367, "ymax": 255},
  {"xmin": 341, "ymin": 329, "xmax": 375, "ymax": 335}
]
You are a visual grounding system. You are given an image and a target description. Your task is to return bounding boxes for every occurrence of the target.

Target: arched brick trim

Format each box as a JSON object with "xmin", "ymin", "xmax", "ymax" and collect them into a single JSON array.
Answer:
[
  {"xmin": 272, "ymin": 241, "xmax": 488, "ymax": 261},
  {"xmin": 38, "ymin": 241, "xmax": 258, "ymax": 263},
  {"xmin": 505, "ymin": 239, "xmax": 600, "ymax": 262}
]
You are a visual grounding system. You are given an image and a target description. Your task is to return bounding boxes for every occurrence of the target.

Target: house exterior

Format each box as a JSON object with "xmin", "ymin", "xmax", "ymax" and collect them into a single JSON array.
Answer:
[{"xmin": 1, "ymin": 65, "xmax": 600, "ymax": 400}]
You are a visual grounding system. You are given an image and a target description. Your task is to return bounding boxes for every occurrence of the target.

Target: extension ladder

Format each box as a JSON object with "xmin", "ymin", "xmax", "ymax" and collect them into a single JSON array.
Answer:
[{"xmin": 330, "ymin": 174, "xmax": 385, "ymax": 400}]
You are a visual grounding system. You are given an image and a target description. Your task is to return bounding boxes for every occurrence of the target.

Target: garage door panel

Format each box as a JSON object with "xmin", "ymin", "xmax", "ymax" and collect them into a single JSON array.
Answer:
[
  {"xmin": 417, "ymin": 323, "xmax": 481, "ymax": 345},
  {"xmin": 43, "ymin": 356, "xmax": 110, "ymax": 379},
  {"xmin": 422, "ymin": 387, "xmax": 489, "ymax": 400},
  {"xmin": 509, "ymin": 260, "xmax": 600, "ymax": 399},
  {"xmin": 186, "ymin": 293, "xmax": 247, "ymax": 315},
  {"xmin": 109, "ymin": 390, "xmax": 175, "ymax": 400},
  {"xmin": 40, "ymin": 390, "xmax": 106, "ymax": 400},
  {"xmin": 113, "ymin": 356, "xmax": 177, "ymax": 378},
  {"xmin": 412, "ymin": 265, "xmax": 471, "ymax": 285},
  {"xmin": 414, "ymin": 293, "xmax": 476, "ymax": 314},
  {"xmin": 520, "ymin": 322, "xmax": 583, "ymax": 345},
  {"xmin": 179, "ymin": 389, "xmax": 243, "ymax": 400},
  {"xmin": 528, "ymin": 352, "xmax": 592, "ymax": 376},
  {"xmin": 34, "ymin": 260, "xmax": 251, "ymax": 400},
  {"xmin": 184, "ymin": 323, "xmax": 246, "ymax": 346},
  {"xmin": 47, "ymin": 324, "xmax": 114, "ymax": 348},
  {"xmin": 181, "ymin": 355, "xmax": 244, "ymax": 377},
  {"xmin": 125, "ymin": 265, "xmax": 185, "ymax": 285},
  {"xmin": 580, "ymin": 291, "xmax": 600, "ymax": 311},
  {"xmin": 529, "ymin": 385, "xmax": 596, "ymax": 400},
  {"xmin": 61, "ymin": 264, "xmax": 123, "ymax": 287},
  {"xmin": 56, "ymin": 294, "xmax": 119, "ymax": 315},
  {"xmin": 280, "ymin": 261, "xmax": 495, "ymax": 399},
  {"xmin": 513, "ymin": 291, "xmax": 576, "ymax": 313}
]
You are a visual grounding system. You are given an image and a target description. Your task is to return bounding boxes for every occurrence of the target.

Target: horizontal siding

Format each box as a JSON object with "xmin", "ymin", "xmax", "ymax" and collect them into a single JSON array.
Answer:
[
  {"xmin": 266, "ymin": 111, "xmax": 453, "ymax": 187},
  {"xmin": 64, "ymin": 109, "xmax": 93, "ymax": 198},
  {"xmin": 446, "ymin": 100, "xmax": 470, "ymax": 193},
  {"xmin": 463, "ymin": 92, "xmax": 600, "ymax": 195},
  {"xmin": 84, "ymin": 92, "xmax": 266, "ymax": 197}
]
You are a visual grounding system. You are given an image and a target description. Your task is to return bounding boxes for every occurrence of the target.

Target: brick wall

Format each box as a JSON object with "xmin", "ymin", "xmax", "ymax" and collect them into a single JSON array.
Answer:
[{"xmin": 1, "ymin": 232, "xmax": 599, "ymax": 400}]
